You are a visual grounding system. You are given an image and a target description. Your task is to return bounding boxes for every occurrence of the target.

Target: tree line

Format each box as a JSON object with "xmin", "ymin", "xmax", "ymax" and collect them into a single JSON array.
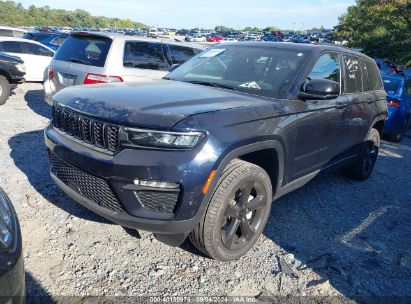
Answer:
[
  {"xmin": 335, "ymin": 0, "xmax": 411, "ymax": 66},
  {"xmin": 0, "ymin": 1, "xmax": 147, "ymax": 29}
]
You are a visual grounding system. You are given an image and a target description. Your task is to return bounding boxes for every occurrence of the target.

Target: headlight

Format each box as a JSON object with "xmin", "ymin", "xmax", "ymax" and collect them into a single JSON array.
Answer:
[
  {"xmin": 16, "ymin": 63, "xmax": 26, "ymax": 73},
  {"xmin": 0, "ymin": 189, "xmax": 14, "ymax": 248},
  {"xmin": 121, "ymin": 128, "xmax": 205, "ymax": 149}
]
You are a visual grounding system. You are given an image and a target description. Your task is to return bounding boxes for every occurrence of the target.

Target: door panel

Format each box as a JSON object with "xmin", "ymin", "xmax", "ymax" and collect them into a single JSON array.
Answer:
[{"xmin": 289, "ymin": 52, "xmax": 346, "ymax": 180}]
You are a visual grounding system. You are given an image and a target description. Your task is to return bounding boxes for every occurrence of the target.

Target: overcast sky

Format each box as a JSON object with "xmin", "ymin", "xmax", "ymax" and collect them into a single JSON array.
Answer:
[{"xmin": 16, "ymin": 0, "xmax": 355, "ymax": 29}]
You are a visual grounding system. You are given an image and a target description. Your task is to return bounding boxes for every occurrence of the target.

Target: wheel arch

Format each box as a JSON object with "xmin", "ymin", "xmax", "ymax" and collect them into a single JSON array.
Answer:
[
  {"xmin": 0, "ymin": 69, "xmax": 12, "ymax": 82},
  {"xmin": 205, "ymin": 140, "xmax": 285, "ymax": 202}
]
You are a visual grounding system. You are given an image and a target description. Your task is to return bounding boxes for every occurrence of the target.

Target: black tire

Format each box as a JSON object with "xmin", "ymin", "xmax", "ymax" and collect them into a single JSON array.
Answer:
[
  {"xmin": 189, "ymin": 159, "xmax": 272, "ymax": 261},
  {"xmin": 0, "ymin": 75, "xmax": 11, "ymax": 106},
  {"xmin": 390, "ymin": 118, "xmax": 408, "ymax": 142},
  {"xmin": 344, "ymin": 128, "xmax": 380, "ymax": 181}
]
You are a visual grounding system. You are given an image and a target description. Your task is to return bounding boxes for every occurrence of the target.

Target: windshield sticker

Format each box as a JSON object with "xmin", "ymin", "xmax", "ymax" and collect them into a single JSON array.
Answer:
[
  {"xmin": 239, "ymin": 81, "xmax": 261, "ymax": 90},
  {"xmin": 200, "ymin": 49, "xmax": 225, "ymax": 58}
]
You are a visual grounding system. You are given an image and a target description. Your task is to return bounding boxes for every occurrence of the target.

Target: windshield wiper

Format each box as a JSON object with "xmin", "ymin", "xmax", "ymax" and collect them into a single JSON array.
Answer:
[
  {"xmin": 184, "ymin": 80, "xmax": 236, "ymax": 91},
  {"xmin": 69, "ymin": 58, "xmax": 92, "ymax": 65}
]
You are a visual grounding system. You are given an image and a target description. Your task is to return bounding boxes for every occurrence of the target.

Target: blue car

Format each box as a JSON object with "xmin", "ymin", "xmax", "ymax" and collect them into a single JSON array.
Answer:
[
  {"xmin": 22, "ymin": 32, "xmax": 68, "ymax": 51},
  {"xmin": 382, "ymin": 75, "xmax": 411, "ymax": 141}
]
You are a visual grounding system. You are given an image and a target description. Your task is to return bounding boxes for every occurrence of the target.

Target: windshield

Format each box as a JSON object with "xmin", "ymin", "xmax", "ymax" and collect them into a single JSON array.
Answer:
[{"xmin": 167, "ymin": 45, "xmax": 308, "ymax": 98}]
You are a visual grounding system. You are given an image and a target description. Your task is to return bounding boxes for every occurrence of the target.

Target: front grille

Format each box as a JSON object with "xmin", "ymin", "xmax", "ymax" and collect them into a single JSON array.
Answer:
[
  {"xmin": 49, "ymin": 153, "xmax": 125, "ymax": 213},
  {"xmin": 52, "ymin": 105, "xmax": 119, "ymax": 152},
  {"xmin": 136, "ymin": 191, "xmax": 180, "ymax": 213}
]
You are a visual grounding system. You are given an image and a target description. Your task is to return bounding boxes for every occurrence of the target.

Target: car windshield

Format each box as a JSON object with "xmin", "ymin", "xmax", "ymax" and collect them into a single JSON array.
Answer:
[
  {"xmin": 382, "ymin": 77, "xmax": 402, "ymax": 95},
  {"xmin": 167, "ymin": 45, "xmax": 308, "ymax": 98}
]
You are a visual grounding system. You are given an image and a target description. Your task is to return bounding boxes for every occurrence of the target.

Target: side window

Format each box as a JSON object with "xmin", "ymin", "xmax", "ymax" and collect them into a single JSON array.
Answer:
[
  {"xmin": 51, "ymin": 37, "xmax": 66, "ymax": 46},
  {"xmin": 308, "ymin": 53, "xmax": 340, "ymax": 83},
  {"xmin": 0, "ymin": 41, "xmax": 23, "ymax": 53},
  {"xmin": 22, "ymin": 42, "xmax": 54, "ymax": 57},
  {"xmin": 343, "ymin": 55, "xmax": 363, "ymax": 93},
  {"xmin": 365, "ymin": 59, "xmax": 383, "ymax": 91},
  {"xmin": 123, "ymin": 41, "xmax": 166, "ymax": 70},
  {"xmin": 168, "ymin": 44, "xmax": 195, "ymax": 65}
]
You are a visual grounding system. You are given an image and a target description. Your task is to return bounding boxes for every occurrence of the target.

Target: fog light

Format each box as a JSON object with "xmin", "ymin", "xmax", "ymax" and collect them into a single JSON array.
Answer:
[{"xmin": 134, "ymin": 179, "xmax": 179, "ymax": 189}]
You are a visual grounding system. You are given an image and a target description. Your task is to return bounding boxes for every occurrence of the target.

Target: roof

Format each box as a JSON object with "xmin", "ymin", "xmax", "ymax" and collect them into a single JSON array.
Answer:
[
  {"xmin": 218, "ymin": 41, "xmax": 372, "ymax": 59},
  {"xmin": 70, "ymin": 31, "xmax": 206, "ymax": 49}
]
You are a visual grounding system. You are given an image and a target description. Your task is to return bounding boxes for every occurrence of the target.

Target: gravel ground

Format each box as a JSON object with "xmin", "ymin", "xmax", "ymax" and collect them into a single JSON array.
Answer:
[{"xmin": 1, "ymin": 83, "xmax": 410, "ymax": 302}]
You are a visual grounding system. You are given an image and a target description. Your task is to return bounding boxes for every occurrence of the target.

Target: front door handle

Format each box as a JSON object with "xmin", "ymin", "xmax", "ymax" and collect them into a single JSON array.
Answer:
[{"xmin": 367, "ymin": 98, "xmax": 374, "ymax": 104}]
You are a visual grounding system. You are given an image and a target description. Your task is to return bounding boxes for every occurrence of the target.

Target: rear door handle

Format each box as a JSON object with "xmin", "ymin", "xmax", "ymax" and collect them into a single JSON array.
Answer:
[{"xmin": 367, "ymin": 97, "xmax": 374, "ymax": 104}]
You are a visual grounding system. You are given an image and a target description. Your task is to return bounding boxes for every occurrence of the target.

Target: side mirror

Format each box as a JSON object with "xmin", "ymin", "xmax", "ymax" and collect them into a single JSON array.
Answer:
[
  {"xmin": 299, "ymin": 78, "xmax": 340, "ymax": 100},
  {"xmin": 169, "ymin": 64, "xmax": 181, "ymax": 72}
]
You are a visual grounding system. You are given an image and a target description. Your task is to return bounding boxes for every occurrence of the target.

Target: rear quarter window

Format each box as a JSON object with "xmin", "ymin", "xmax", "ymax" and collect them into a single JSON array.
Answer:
[
  {"xmin": 364, "ymin": 59, "xmax": 383, "ymax": 91},
  {"xmin": 54, "ymin": 35, "xmax": 112, "ymax": 67}
]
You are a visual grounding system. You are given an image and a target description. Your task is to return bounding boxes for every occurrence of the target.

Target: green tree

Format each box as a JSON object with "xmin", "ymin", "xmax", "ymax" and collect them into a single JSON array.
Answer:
[
  {"xmin": 336, "ymin": 0, "xmax": 411, "ymax": 66},
  {"xmin": 0, "ymin": 0, "xmax": 147, "ymax": 29}
]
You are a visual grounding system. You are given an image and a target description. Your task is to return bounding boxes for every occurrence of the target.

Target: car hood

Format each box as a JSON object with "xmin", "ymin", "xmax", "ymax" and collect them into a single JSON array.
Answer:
[{"xmin": 53, "ymin": 79, "xmax": 273, "ymax": 129}]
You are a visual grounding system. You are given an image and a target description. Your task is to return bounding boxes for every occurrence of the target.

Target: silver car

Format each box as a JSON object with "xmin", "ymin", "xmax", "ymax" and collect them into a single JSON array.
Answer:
[{"xmin": 44, "ymin": 32, "xmax": 205, "ymax": 104}]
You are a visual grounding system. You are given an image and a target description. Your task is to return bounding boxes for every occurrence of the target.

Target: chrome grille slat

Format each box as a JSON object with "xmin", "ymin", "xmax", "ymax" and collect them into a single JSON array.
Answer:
[{"xmin": 52, "ymin": 105, "xmax": 119, "ymax": 153}]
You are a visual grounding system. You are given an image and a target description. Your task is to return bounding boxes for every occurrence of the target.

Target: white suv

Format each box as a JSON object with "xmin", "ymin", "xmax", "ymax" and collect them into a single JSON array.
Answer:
[{"xmin": 44, "ymin": 32, "xmax": 205, "ymax": 104}]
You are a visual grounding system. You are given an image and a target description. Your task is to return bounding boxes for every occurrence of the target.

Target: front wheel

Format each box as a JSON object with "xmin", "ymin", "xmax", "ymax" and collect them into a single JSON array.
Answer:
[
  {"xmin": 189, "ymin": 159, "xmax": 272, "ymax": 261},
  {"xmin": 344, "ymin": 128, "xmax": 380, "ymax": 181}
]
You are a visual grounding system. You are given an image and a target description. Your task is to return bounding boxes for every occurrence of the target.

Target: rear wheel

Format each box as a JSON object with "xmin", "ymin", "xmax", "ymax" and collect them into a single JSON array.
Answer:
[
  {"xmin": 390, "ymin": 118, "xmax": 408, "ymax": 142},
  {"xmin": 344, "ymin": 128, "xmax": 380, "ymax": 181},
  {"xmin": 189, "ymin": 159, "xmax": 272, "ymax": 261},
  {"xmin": 0, "ymin": 76, "xmax": 11, "ymax": 106}
]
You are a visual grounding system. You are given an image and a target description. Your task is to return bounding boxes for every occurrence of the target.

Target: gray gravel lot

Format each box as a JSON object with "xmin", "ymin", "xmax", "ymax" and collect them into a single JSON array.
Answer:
[{"xmin": 1, "ymin": 83, "xmax": 410, "ymax": 302}]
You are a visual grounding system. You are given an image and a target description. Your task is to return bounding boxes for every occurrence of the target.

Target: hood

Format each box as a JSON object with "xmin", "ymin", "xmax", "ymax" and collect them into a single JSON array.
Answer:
[
  {"xmin": 0, "ymin": 52, "xmax": 23, "ymax": 64},
  {"xmin": 53, "ymin": 79, "xmax": 273, "ymax": 129}
]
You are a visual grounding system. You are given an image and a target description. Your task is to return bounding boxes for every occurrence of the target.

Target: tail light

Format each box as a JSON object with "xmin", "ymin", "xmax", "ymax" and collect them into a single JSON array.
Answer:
[
  {"xmin": 48, "ymin": 69, "xmax": 55, "ymax": 80},
  {"xmin": 386, "ymin": 97, "xmax": 400, "ymax": 107},
  {"xmin": 83, "ymin": 73, "xmax": 123, "ymax": 85}
]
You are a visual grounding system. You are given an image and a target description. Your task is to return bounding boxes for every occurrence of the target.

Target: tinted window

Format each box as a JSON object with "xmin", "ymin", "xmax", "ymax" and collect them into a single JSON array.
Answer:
[
  {"xmin": 168, "ymin": 46, "xmax": 308, "ymax": 99},
  {"xmin": 51, "ymin": 37, "xmax": 66, "ymax": 46},
  {"xmin": 363, "ymin": 59, "xmax": 383, "ymax": 91},
  {"xmin": 22, "ymin": 42, "xmax": 54, "ymax": 56},
  {"xmin": 0, "ymin": 41, "xmax": 23, "ymax": 53},
  {"xmin": 343, "ymin": 55, "xmax": 363, "ymax": 93},
  {"xmin": 168, "ymin": 44, "xmax": 196, "ymax": 64},
  {"xmin": 308, "ymin": 53, "xmax": 340, "ymax": 83},
  {"xmin": 54, "ymin": 35, "xmax": 112, "ymax": 67},
  {"xmin": 123, "ymin": 41, "xmax": 166, "ymax": 70}
]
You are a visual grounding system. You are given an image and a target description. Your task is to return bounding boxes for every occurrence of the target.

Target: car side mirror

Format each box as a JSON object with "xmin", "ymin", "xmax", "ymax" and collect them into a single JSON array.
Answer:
[
  {"xmin": 299, "ymin": 78, "xmax": 340, "ymax": 100},
  {"xmin": 169, "ymin": 64, "xmax": 181, "ymax": 72}
]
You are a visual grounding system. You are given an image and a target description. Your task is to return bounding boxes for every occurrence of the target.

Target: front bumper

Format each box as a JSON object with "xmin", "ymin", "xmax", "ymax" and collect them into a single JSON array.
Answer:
[{"xmin": 45, "ymin": 123, "xmax": 218, "ymax": 234}]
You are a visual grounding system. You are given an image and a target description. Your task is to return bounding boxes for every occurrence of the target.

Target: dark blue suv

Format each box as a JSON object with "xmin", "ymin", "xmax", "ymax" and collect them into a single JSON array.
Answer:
[{"xmin": 45, "ymin": 43, "xmax": 387, "ymax": 261}]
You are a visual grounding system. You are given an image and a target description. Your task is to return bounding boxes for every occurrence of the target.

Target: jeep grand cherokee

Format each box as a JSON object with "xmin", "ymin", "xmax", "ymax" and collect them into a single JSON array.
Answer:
[{"xmin": 45, "ymin": 43, "xmax": 387, "ymax": 261}]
